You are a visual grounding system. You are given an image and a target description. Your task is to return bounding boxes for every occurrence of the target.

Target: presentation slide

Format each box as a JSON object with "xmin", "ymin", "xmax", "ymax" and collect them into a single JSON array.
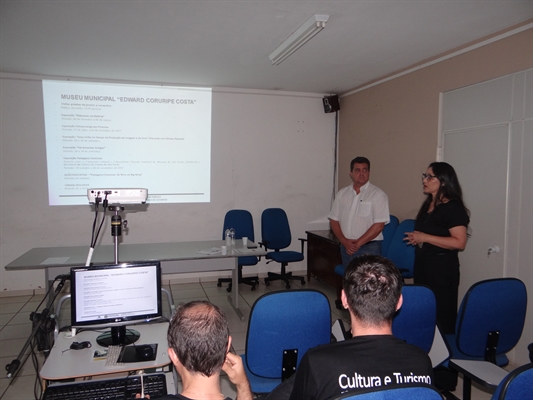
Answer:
[
  {"xmin": 42, "ymin": 80, "xmax": 212, "ymax": 205},
  {"xmin": 75, "ymin": 266, "xmax": 158, "ymax": 321}
]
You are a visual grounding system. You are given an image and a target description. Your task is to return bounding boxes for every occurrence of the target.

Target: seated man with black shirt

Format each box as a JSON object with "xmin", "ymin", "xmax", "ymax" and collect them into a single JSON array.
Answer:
[{"xmin": 264, "ymin": 254, "xmax": 434, "ymax": 400}]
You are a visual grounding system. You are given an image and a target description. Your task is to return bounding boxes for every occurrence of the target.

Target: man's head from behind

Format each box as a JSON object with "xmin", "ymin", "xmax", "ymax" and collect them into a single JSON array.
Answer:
[
  {"xmin": 342, "ymin": 254, "xmax": 403, "ymax": 328},
  {"xmin": 167, "ymin": 300, "xmax": 230, "ymax": 377}
]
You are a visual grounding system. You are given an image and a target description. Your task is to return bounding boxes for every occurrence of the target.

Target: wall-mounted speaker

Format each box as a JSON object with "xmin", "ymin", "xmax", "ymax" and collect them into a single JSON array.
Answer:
[{"xmin": 322, "ymin": 95, "xmax": 340, "ymax": 113}]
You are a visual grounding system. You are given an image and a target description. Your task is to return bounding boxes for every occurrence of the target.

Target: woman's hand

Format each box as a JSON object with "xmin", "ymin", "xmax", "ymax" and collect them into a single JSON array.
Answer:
[{"xmin": 404, "ymin": 231, "xmax": 424, "ymax": 246}]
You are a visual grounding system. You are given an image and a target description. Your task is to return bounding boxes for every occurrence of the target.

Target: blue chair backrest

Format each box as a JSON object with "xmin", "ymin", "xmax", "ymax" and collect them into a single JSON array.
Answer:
[
  {"xmin": 261, "ymin": 208, "xmax": 292, "ymax": 250},
  {"xmin": 386, "ymin": 219, "xmax": 415, "ymax": 278},
  {"xmin": 223, "ymin": 209, "xmax": 258, "ymax": 266},
  {"xmin": 491, "ymin": 363, "xmax": 533, "ymax": 400},
  {"xmin": 392, "ymin": 285, "xmax": 436, "ymax": 353},
  {"xmin": 455, "ymin": 278, "xmax": 527, "ymax": 357},
  {"xmin": 331, "ymin": 383, "xmax": 443, "ymax": 399},
  {"xmin": 381, "ymin": 215, "xmax": 399, "ymax": 257},
  {"xmin": 245, "ymin": 289, "xmax": 331, "ymax": 378},
  {"xmin": 223, "ymin": 209, "xmax": 255, "ymax": 241}
]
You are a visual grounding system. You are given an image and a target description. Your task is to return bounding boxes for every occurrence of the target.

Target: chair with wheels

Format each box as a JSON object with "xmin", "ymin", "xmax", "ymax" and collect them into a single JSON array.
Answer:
[
  {"xmin": 381, "ymin": 215, "xmax": 399, "ymax": 257},
  {"xmin": 392, "ymin": 284, "xmax": 436, "ymax": 353},
  {"xmin": 241, "ymin": 289, "xmax": 331, "ymax": 394},
  {"xmin": 217, "ymin": 209, "xmax": 259, "ymax": 292},
  {"xmin": 330, "ymin": 383, "xmax": 443, "ymax": 399},
  {"xmin": 260, "ymin": 208, "xmax": 306, "ymax": 289}
]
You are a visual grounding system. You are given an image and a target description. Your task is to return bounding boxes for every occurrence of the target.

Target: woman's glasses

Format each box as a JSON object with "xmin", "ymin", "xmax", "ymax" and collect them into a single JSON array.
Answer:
[{"xmin": 421, "ymin": 173, "xmax": 437, "ymax": 181}]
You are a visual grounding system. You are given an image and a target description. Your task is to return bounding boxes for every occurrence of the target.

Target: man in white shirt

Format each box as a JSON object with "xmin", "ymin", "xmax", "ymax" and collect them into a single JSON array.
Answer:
[{"xmin": 328, "ymin": 156, "xmax": 390, "ymax": 267}]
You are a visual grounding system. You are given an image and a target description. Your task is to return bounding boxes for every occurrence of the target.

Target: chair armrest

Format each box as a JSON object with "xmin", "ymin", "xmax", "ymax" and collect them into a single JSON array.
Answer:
[
  {"xmin": 258, "ymin": 240, "xmax": 270, "ymax": 251},
  {"xmin": 449, "ymin": 359, "xmax": 507, "ymax": 400},
  {"xmin": 298, "ymin": 238, "xmax": 307, "ymax": 254}
]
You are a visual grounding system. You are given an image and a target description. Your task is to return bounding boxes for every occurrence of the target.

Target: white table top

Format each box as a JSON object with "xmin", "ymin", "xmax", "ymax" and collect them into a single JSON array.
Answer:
[
  {"xmin": 40, "ymin": 322, "xmax": 171, "ymax": 381},
  {"xmin": 449, "ymin": 358, "xmax": 508, "ymax": 389},
  {"xmin": 5, "ymin": 240, "xmax": 265, "ymax": 270}
]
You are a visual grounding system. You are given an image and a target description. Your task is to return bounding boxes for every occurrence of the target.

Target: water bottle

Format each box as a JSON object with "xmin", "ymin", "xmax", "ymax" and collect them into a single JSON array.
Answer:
[
  {"xmin": 229, "ymin": 228, "xmax": 235, "ymax": 246},
  {"xmin": 225, "ymin": 229, "xmax": 231, "ymax": 246}
]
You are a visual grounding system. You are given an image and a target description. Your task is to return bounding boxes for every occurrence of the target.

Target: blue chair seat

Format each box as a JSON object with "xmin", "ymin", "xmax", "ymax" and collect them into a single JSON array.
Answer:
[{"xmin": 266, "ymin": 251, "xmax": 304, "ymax": 264}]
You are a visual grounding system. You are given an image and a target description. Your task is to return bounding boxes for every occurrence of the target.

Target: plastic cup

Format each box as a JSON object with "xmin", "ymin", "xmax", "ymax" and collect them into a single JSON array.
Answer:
[
  {"xmin": 242, "ymin": 237, "xmax": 248, "ymax": 246},
  {"xmin": 221, "ymin": 246, "xmax": 227, "ymax": 255}
]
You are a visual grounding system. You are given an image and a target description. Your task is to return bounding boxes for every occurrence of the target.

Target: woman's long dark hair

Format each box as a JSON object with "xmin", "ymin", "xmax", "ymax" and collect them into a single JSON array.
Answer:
[{"xmin": 416, "ymin": 162, "xmax": 470, "ymax": 221}]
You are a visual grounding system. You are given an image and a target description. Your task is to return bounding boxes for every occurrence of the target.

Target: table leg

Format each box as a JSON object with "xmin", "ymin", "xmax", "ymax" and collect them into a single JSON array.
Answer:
[{"xmin": 228, "ymin": 258, "xmax": 244, "ymax": 321}]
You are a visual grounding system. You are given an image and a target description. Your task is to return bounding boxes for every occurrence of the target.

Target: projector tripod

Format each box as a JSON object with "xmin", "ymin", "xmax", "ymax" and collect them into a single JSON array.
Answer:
[
  {"xmin": 109, "ymin": 206, "xmax": 128, "ymax": 263},
  {"xmin": 85, "ymin": 205, "xmax": 128, "ymax": 266}
]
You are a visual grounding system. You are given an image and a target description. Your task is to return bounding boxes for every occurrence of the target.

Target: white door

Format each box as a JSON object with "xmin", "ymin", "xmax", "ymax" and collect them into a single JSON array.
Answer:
[{"xmin": 443, "ymin": 124, "xmax": 509, "ymax": 301}]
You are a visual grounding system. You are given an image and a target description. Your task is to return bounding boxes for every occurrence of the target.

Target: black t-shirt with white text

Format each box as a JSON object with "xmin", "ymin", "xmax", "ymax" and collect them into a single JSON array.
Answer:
[{"xmin": 288, "ymin": 335, "xmax": 434, "ymax": 400}]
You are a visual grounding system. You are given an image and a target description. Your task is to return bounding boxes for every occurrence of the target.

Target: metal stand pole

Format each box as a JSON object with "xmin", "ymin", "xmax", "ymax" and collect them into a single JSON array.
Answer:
[{"xmin": 109, "ymin": 206, "xmax": 126, "ymax": 264}]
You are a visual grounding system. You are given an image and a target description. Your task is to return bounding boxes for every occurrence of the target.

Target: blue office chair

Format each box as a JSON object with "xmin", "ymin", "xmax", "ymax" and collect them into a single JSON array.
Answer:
[
  {"xmin": 491, "ymin": 363, "xmax": 533, "ymax": 400},
  {"xmin": 330, "ymin": 383, "xmax": 443, "ymax": 399},
  {"xmin": 217, "ymin": 209, "xmax": 259, "ymax": 292},
  {"xmin": 241, "ymin": 290, "xmax": 331, "ymax": 394},
  {"xmin": 260, "ymin": 208, "xmax": 306, "ymax": 289},
  {"xmin": 446, "ymin": 278, "xmax": 527, "ymax": 367},
  {"xmin": 381, "ymin": 215, "xmax": 399, "ymax": 257},
  {"xmin": 392, "ymin": 284, "xmax": 436, "ymax": 353},
  {"xmin": 385, "ymin": 219, "xmax": 415, "ymax": 280}
]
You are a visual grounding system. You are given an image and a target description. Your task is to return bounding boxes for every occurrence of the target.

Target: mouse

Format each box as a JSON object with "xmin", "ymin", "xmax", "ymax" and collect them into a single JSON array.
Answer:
[{"xmin": 135, "ymin": 345, "xmax": 154, "ymax": 361}]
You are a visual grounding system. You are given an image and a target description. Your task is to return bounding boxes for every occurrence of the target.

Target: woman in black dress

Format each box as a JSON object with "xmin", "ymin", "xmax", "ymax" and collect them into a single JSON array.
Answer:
[{"xmin": 405, "ymin": 162, "xmax": 470, "ymax": 335}]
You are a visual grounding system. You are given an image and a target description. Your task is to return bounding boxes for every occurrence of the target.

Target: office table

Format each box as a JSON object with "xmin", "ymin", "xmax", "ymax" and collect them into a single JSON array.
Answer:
[
  {"xmin": 5, "ymin": 240, "xmax": 265, "ymax": 320},
  {"xmin": 40, "ymin": 322, "xmax": 176, "ymax": 394}
]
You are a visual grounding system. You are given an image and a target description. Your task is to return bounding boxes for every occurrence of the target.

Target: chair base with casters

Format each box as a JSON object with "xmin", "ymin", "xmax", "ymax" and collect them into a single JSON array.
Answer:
[
  {"xmin": 217, "ymin": 266, "xmax": 259, "ymax": 292},
  {"xmin": 262, "ymin": 239, "xmax": 307, "ymax": 289},
  {"xmin": 264, "ymin": 260, "xmax": 305, "ymax": 289}
]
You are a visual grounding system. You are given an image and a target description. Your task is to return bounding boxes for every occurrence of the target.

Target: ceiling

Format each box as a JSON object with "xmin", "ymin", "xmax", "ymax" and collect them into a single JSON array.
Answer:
[{"xmin": 1, "ymin": 1, "xmax": 532, "ymax": 95}]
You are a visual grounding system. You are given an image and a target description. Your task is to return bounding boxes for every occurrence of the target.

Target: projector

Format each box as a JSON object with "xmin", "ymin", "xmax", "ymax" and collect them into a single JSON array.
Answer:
[{"xmin": 87, "ymin": 188, "xmax": 148, "ymax": 205}]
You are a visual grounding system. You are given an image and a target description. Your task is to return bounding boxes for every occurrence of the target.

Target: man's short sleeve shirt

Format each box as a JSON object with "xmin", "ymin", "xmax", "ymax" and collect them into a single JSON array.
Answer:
[{"xmin": 328, "ymin": 182, "xmax": 390, "ymax": 240}]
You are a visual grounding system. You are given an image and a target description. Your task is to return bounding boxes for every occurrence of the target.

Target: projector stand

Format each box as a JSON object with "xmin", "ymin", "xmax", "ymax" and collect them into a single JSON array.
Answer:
[{"xmin": 109, "ymin": 206, "xmax": 127, "ymax": 264}]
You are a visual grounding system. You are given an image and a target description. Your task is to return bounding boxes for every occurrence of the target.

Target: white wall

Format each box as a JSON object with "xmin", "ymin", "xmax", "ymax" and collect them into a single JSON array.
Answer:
[
  {"xmin": 0, "ymin": 75, "xmax": 335, "ymax": 292},
  {"xmin": 441, "ymin": 69, "xmax": 533, "ymax": 366}
]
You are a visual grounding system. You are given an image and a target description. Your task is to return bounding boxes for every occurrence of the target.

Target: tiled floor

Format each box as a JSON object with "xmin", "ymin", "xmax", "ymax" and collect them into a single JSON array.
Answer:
[{"xmin": 0, "ymin": 275, "xmax": 507, "ymax": 399}]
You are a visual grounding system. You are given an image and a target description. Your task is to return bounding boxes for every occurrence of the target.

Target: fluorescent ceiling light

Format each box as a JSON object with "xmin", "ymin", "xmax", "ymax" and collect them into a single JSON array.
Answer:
[{"xmin": 269, "ymin": 14, "xmax": 329, "ymax": 65}]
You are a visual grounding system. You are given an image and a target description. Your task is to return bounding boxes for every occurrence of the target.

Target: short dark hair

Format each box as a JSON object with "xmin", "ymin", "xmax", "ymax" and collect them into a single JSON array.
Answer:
[
  {"xmin": 342, "ymin": 254, "xmax": 402, "ymax": 326},
  {"xmin": 350, "ymin": 157, "xmax": 370, "ymax": 171},
  {"xmin": 167, "ymin": 300, "xmax": 229, "ymax": 377}
]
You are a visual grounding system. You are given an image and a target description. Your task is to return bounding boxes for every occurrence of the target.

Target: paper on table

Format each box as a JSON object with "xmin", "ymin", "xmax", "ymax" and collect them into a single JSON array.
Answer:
[{"xmin": 197, "ymin": 248, "xmax": 222, "ymax": 255}]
